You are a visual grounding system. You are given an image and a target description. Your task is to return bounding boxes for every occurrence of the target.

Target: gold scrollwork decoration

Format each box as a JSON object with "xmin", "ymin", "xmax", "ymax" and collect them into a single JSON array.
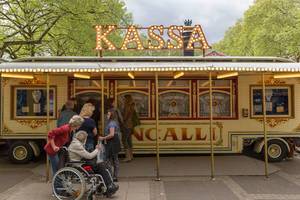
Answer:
[
  {"xmin": 258, "ymin": 77, "xmax": 285, "ymax": 85},
  {"xmin": 3, "ymin": 124, "xmax": 13, "ymax": 134},
  {"xmin": 19, "ymin": 77, "xmax": 46, "ymax": 85},
  {"xmin": 256, "ymin": 118, "xmax": 289, "ymax": 128},
  {"xmin": 2, "ymin": 78, "xmax": 8, "ymax": 87},
  {"xmin": 16, "ymin": 119, "xmax": 47, "ymax": 129}
]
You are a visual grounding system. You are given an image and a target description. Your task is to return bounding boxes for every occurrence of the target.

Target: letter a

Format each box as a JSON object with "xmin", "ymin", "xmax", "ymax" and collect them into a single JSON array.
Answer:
[
  {"xmin": 186, "ymin": 25, "xmax": 210, "ymax": 50},
  {"xmin": 121, "ymin": 25, "xmax": 144, "ymax": 50}
]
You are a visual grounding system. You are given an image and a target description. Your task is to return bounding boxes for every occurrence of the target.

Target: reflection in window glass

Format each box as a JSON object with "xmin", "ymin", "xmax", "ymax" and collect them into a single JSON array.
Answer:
[
  {"xmin": 75, "ymin": 80, "xmax": 102, "ymax": 88},
  {"xmin": 199, "ymin": 92, "xmax": 231, "ymax": 117},
  {"xmin": 198, "ymin": 80, "xmax": 230, "ymax": 87},
  {"xmin": 118, "ymin": 92, "xmax": 149, "ymax": 118},
  {"xmin": 159, "ymin": 92, "xmax": 190, "ymax": 117},
  {"xmin": 117, "ymin": 80, "xmax": 148, "ymax": 88},
  {"xmin": 158, "ymin": 80, "xmax": 190, "ymax": 87}
]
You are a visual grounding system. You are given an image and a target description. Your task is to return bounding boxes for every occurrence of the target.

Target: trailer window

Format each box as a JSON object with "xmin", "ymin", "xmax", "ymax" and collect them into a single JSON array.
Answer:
[
  {"xmin": 250, "ymin": 85, "xmax": 293, "ymax": 118},
  {"xmin": 116, "ymin": 80, "xmax": 150, "ymax": 118},
  {"xmin": 159, "ymin": 92, "xmax": 190, "ymax": 118},
  {"xmin": 199, "ymin": 91, "xmax": 231, "ymax": 117},
  {"xmin": 198, "ymin": 79, "xmax": 237, "ymax": 119}
]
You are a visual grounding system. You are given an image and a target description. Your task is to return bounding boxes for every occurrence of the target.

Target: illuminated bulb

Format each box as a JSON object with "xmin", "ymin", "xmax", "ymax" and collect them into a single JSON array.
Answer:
[
  {"xmin": 216, "ymin": 72, "xmax": 239, "ymax": 79},
  {"xmin": 173, "ymin": 71, "xmax": 184, "ymax": 79},
  {"xmin": 96, "ymin": 25, "xmax": 116, "ymax": 50},
  {"xmin": 1, "ymin": 73, "xmax": 34, "ymax": 79},
  {"xmin": 128, "ymin": 72, "xmax": 135, "ymax": 79}
]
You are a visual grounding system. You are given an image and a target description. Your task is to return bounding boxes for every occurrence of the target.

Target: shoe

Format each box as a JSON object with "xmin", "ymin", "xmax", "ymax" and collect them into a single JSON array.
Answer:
[
  {"xmin": 107, "ymin": 183, "xmax": 119, "ymax": 196},
  {"xmin": 122, "ymin": 149, "xmax": 131, "ymax": 162},
  {"xmin": 129, "ymin": 148, "xmax": 133, "ymax": 161},
  {"xmin": 113, "ymin": 178, "xmax": 118, "ymax": 182}
]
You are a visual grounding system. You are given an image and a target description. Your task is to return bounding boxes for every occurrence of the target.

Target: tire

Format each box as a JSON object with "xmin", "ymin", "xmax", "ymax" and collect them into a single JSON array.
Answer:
[
  {"xmin": 52, "ymin": 167, "xmax": 86, "ymax": 200},
  {"xmin": 262, "ymin": 140, "xmax": 288, "ymax": 162},
  {"xmin": 8, "ymin": 141, "xmax": 33, "ymax": 164}
]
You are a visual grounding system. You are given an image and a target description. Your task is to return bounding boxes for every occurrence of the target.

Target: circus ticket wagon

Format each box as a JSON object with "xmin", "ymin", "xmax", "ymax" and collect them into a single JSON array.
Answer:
[
  {"xmin": 0, "ymin": 56, "xmax": 299, "ymax": 164},
  {"xmin": 0, "ymin": 24, "xmax": 299, "ymax": 165}
]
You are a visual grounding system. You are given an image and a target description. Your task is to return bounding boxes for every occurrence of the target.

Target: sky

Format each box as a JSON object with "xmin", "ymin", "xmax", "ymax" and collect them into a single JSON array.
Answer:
[{"xmin": 123, "ymin": 0, "xmax": 254, "ymax": 44}]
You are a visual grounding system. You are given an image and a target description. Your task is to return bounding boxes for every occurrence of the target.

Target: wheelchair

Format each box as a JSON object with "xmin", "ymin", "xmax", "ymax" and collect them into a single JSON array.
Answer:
[{"xmin": 52, "ymin": 148, "xmax": 114, "ymax": 200}]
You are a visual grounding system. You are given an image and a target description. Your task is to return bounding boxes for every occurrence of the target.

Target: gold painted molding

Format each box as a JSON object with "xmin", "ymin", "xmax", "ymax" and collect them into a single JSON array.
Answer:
[
  {"xmin": 3, "ymin": 124, "xmax": 13, "ymax": 134},
  {"xmin": 2, "ymin": 78, "xmax": 9, "ymax": 87},
  {"xmin": 19, "ymin": 77, "xmax": 45, "ymax": 85},
  {"xmin": 258, "ymin": 77, "xmax": 285, "ymax": 85},
  {"xmin": 16, "ymin": 119, "xmax": 47, "ymax": 129},
  {"xmin": 296, "ymin": 124, "xmax": 300, "ymax": 132},
  {"xmin": 256, "ymin": 118, "xmax": 289, "ymax": 128}
]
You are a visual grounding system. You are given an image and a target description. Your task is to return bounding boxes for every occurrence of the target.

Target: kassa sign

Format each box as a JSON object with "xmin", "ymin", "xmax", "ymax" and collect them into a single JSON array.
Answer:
[{"xmin": 95, "ymin": 25, "xmax": 210, "ymax": 51}]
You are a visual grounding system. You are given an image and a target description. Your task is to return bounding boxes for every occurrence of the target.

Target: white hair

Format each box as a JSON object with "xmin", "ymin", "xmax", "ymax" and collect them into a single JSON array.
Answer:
[
  {"xmin": 75, "ymin": 131, "xmax": 88, "ymax": 143},
  {"xmin": 69, "ymin": 115, "xmax": 84, "ymax": 127}
]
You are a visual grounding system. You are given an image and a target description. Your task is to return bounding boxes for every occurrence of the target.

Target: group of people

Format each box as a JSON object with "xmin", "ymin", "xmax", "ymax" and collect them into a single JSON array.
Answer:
[{"xmin": 43, "ymin": 94, "xmax": 139, "ymax": 196}]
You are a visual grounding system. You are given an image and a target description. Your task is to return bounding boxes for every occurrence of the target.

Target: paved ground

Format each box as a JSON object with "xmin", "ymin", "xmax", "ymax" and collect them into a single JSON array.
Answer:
[{"xmin": 2, "ymin": 146, "xmax": 300, "ymax": 200}]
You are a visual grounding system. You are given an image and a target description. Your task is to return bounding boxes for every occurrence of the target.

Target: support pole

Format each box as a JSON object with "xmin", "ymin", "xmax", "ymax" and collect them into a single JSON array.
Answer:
[
  {"xmin": 155, "ymin": 72, "xmax": 160, "ymax": 181},
  {"xmin": 46, "ymin": 73, "xmax": 50, "ymax": 182},
  {"xmin": 262, "ymin": 73, "xmax": 269, "ymax": 178},
  {"xmin": 209, "ymin": 72, "xmax": 215, "ymax": 180},
  {"xmin": 101, "ymin": 73, "xmax": 105, "ymax": 135},
  {"xmin": 0, "ymin": 76, "xmax": 3, "ymax": 138}
]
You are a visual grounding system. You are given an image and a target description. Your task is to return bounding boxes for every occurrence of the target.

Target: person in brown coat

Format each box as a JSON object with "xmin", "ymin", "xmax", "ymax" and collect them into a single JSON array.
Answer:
[{"xmin": 121, "ymin": 95, "xmax": 136, "ymax": 162}]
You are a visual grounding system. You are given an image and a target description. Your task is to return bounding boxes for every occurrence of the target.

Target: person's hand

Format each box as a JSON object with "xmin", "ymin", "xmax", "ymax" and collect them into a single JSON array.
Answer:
[
  {"xmin": 99, "ymin": 136, "xmax": 105, "ymax": 141},
  {"xmin": 53, "ymin": 146, "xmax": 60, "ymax": 152},
  {"xmin": 96, "ymin": 145, "xmax": 101, "ymax": 150}
]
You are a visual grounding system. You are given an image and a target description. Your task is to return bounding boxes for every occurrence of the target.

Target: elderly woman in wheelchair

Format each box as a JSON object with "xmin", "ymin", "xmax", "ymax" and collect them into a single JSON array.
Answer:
[{"xmin": 52, "ymin": 131, "xmax": 119, "ymax": 200}]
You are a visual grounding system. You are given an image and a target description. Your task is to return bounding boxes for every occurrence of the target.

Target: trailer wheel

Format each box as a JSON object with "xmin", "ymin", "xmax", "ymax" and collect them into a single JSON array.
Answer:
[
  {"xmin": 9, "ymin": 141, "xmax": 33, "ymax": 164},
  {"xmin": 262, "ymin": 140, "xmax": 288, "ymax": 162}
]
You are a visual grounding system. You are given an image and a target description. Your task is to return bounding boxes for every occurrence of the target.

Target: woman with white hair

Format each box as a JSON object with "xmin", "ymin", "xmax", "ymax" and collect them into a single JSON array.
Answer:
[
  {"xmin": 68, "ymin": 130, "xmax": 119, "ymax": 196},
  {"xmin": 78, "ymin": 103, "xmax": 98, "ymax": 152},
  {"xmin": 44, "ymin": 115, "xmax": 84, "ymax": 175}
]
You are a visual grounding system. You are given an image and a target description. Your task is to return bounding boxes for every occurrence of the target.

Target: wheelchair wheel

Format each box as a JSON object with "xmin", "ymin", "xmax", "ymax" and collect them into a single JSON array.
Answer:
[{"xmin": 52, "ymin": 167, "xmax": 86, "ymax": 200}]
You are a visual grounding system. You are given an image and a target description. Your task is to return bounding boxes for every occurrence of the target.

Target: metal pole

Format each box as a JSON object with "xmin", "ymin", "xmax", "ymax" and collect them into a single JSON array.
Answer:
[
  {"xmin": 155, "ymin": 72, "xmax": 160, "ymax": 181},
  {"xmin": 101, "ymin": 73, "xmax": 105, "ymax": 135},
  {"xmin": 262, "ymin": 73, "xmax": 269, "ymax": 178},
  {"xmin": 46, "ymin": 73, "xmax": 50, "ymax": 182},
  {"xmin": 209, "ymin": 72, "xmax": 215, "ymax": 180},
  {"xmin": 0, "ymin": 76, "xmax": 3, "ymax": 138}
]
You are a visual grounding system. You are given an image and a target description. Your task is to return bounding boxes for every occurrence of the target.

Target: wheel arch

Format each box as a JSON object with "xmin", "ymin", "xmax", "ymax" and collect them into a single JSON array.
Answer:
[{"xmin": 253, "ymin": 137, "xmax": 290, "ymax": 154}]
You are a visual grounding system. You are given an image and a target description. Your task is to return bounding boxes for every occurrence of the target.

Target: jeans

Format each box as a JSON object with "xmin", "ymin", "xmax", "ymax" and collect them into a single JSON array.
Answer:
[
  {"xmin": 122, "ymin": 127, "xmax": 133, "ymax": 149},
  {"xmin": 49, "ymin": 154, "xmax": 59, "ymax": 176},
  {"xmin": 109, "ymin": 154, "xmax": 119, "ymax": 179},
  {"xmin": 91, "ymin": 162, "xmax": 113, "ymax": 186}
]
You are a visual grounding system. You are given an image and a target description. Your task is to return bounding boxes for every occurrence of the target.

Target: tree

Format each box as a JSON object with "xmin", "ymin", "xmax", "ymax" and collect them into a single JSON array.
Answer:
[
  {"xmin": 0, "ymin": 0, "xmax": 62, "ymax": 58},
  {"xmin": 214, "ymin": 0, "xmax": 300, "ymax": 61},
  {"xmin": 44, "ymin": 0, "xmax": 133, "ymax": 56},
  {"xmin": 0, "ymin": 0, "xmax": 133, "ymax": 58}
]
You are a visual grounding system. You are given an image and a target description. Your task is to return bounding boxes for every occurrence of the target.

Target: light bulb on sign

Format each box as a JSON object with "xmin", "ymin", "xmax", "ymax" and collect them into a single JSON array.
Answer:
[
  {"xmin": 186, "ymin": 25, "xmax": 210, "ymax": 50},
  {"xmin": 148, "ymin": 25, "xmax": 165, "ymax": 50},
  {"xmin": 121, "ymin": 26, "xmax": 144, "ymax": 50},
  {"xmin": 96, "ymin": 25, "xmax": 117, "ymax": 50},
  {"xmin": 167, "ymin": 25, "xmax": 183, "ymax": 49}
]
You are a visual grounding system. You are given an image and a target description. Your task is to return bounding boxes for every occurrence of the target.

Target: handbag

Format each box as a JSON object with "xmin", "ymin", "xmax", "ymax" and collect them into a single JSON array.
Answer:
[{"xmin": 96, "ymin": 141, "xmax": 106, "ymax": 164}]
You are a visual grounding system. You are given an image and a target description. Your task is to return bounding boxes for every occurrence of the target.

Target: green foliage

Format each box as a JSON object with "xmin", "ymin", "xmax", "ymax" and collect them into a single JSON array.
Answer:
[
  {"xmin": 44, "ymin": 0, "xmax": 133, "ymax": 56},
  {"xmin": 213, "ymin": 0, "xmax": 300, "ymax": 61},
  {"xmin": 0, "ymin": 0, "xmax": 133, "ymax": 58}
]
